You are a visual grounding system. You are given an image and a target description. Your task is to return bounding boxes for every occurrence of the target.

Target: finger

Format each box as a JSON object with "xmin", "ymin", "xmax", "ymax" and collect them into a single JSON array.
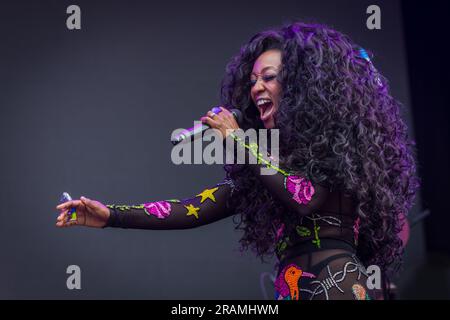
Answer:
[
  {"xmin": 56, "ymin": 214, "xmax": 69, "ymax": 227},
  {"xmin": 57, "ymin": 209, "xmax": 68, "ymax": 220},
  {"xmin": 213, "ymin": 110, "xmax": 227, "ymax": 121},
  {"xmin": 219, "ymin": 106, "xmax": 231, "ymax": 116},
  {"xmin": 80, "ymin": 196, "xmax": 92, "ymax": 207},
  {"xmin": 201, "ymin": 116, "xmax": 219, "ymax": 128},
  {"xmin": 221, "ymin": 107, "xmax": 236, "ymax": 122},
  {"xmin": 56, "ymin": 217, "xmax": 64, "ymax": 227},
  {"xmin": 209, "ymin": 111, "xmax": 223, "ymax": 123},
  {"xmin": 62, "ymin": 219, "xmax": 77, "ymax": 228},
  {"xmin": 56, "ymin": 201, "xmax": 72, "ymax": 210},
  {"xmin": 57, "ymin": 209, "xmax": 77, "ymax": 227},
  {"xmin": 80, "ymin": 197, "xmax": 101, "ymax": 213},
  {"xmin": 68, "ymin": 220, "xmax": 78, "ymax": 227},
  {"xmin": 56, "ymin": 219, "xmax": 70, "ymax": 227},
  {"xmin": 207, "ymin": 111, "xmax": 216, "ymax": 118},
  {"xmin": 56, "ymin": 199, "xmax": 82, "ymax": 210}
]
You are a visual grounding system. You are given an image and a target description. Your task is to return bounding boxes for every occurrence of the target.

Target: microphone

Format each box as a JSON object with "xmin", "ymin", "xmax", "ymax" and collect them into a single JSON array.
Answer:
[{"xmin": 171, "ymin": 107, "xmax": 243, "ymax": 145}]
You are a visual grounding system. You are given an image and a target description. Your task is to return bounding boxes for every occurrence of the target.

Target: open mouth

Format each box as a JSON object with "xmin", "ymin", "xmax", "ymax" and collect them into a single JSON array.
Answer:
[{"xmin": 256, "ymin": 98, "xmax": 275, "ymax": 122}]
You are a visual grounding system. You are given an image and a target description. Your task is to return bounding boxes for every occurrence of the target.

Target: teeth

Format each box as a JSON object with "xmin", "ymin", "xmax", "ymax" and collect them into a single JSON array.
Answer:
[{"xmin": 257, "ymin": 99, "xmax": 271, "ymax": 106}]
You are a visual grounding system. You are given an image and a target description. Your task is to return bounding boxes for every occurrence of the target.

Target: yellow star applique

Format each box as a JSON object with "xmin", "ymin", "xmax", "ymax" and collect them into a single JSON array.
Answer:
[
  {"xmin": 196, "ymin": 187, "xmax": 219, "ymax": 203},
  {"xmin": 185, "ymin": 204, "xmax": 200, "ymax": 219}
]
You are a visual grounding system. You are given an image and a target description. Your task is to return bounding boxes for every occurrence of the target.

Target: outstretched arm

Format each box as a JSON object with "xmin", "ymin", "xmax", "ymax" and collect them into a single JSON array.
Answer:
[
  {"xmin": 105, "ymin": 178, "xmax": 236, "ymax": 230},
  {"xmin": 56, "ymin": 178, "xmax": 236, "ymax": 230}
]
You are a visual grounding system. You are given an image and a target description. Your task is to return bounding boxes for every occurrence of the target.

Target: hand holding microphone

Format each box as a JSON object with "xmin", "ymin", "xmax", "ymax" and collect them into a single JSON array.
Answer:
[{"xmin": 200, "ymin": 106, "xmax": 241, "ymax": 139}]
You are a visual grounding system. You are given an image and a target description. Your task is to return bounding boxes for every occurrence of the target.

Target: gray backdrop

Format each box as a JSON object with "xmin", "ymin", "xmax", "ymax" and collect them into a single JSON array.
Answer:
[{"xmin": 0, "ymin": 0, "xmax": 425, "ymax": 299}]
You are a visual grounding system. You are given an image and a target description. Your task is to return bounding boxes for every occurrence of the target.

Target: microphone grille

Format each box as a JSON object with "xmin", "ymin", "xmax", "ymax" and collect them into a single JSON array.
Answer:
[{"xmin": 230, "ymin": 109, "xmax": 243, "ymax": 125}]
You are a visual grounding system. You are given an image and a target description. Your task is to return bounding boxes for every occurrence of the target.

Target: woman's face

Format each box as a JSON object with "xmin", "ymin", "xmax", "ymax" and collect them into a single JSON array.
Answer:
[{"xmin": 250, "ymin": 49, "xmax": 282, "ymax": 129}]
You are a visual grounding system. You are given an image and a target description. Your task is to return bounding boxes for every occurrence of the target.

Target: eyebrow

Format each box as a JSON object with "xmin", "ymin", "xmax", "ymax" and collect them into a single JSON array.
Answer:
[{"xmin": 250, "ymin": 66, "xmax": 278, "ymax": 76}]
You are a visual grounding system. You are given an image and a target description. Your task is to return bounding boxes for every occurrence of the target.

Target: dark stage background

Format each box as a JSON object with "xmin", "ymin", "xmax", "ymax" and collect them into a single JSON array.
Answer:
[
  {"xmin": 401, "ymin": 1, "xmax": 450, "ymax": 299},
  {"xmin": 0, "ymin": 0, "xmax": 443, "ymax": 299}
]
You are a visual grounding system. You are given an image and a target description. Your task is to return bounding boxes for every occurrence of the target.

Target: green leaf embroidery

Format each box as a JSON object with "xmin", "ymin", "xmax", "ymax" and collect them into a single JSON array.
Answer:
[{"xmin": 296, "ymin": 226, "xmax": 311, "ymax": 237}]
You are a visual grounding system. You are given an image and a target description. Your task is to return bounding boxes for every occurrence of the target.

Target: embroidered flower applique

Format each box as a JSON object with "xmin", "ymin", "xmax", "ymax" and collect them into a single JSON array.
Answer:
[
  {"xmin": 284, "ymin": 175, "xmax": 315, "ymax": 205},
  {"xmin": 143, "ymin": 201, "xmax": 172, "ymax": 219}
]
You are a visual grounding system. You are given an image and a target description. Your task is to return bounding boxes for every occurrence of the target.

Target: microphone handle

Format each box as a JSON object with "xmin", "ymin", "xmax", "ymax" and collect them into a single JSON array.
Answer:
[
  {"xmin": 171, "ymin": 122, "xmax": 210, "ymax": 145},
  {"xmin": 171, "ymin": 108, "xmax": 242, "ymax": 145}
]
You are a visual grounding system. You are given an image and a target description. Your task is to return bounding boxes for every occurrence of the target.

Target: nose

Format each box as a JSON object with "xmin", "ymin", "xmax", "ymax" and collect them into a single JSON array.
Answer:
[{"xmin": 251, "ymin": 78, "xmax": 265, "ymax": 98}]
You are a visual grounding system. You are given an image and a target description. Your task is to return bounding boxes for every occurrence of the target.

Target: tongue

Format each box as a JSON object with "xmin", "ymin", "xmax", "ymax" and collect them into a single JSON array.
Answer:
[{"xmin": 260, "ymin": 102, "xmax": 273, "ymax": 120}]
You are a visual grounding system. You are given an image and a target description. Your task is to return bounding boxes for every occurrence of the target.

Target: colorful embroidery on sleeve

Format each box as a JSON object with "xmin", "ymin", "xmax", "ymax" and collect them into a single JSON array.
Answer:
[
  {"xmin": 143, "ymin": 201, "xmax": 172, "ymax": 219},
  {"xmin": 165, "ymin": 199, "xmax": 181, "ymax": 203},
  {"xmin": 106, "ymin": 204, "xmax": 145, "ymax": 211},
  {"xmin": 196, "ymin": 187, "xmax": 219, "ymax": 203},
  {"xmin": 107, "ymin": 202, "xmax": 173, "ymax": 219},
  {"xmin": 185, "ymin": 203, "xmax": 200, "ymax": 219}
]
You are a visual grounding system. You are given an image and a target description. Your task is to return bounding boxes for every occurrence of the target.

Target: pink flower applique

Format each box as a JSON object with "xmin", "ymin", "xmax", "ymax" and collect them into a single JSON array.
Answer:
[
  {"xmin": 285, "ymin": 175, "xmax": 315, "ymax": 205},
  {"xmin": 143, "ymin": 201, "xmax": 172, "ymax": 219}
]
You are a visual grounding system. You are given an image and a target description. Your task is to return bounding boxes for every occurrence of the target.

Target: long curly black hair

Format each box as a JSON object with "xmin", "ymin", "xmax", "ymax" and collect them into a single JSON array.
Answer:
[{"xmin": 221, "ymin": 22, "xmax": 419, "ymax": 274}]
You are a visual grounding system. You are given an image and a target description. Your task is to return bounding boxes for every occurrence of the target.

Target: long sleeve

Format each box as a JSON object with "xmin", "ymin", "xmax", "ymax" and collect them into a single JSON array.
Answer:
[
  {"xmin": 104, "ymin": 179, "xmax": 235, "ymax": 230},
  {"xmin": 227, "ymin": 131, "xmax": 329, "ymax": 216}
]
